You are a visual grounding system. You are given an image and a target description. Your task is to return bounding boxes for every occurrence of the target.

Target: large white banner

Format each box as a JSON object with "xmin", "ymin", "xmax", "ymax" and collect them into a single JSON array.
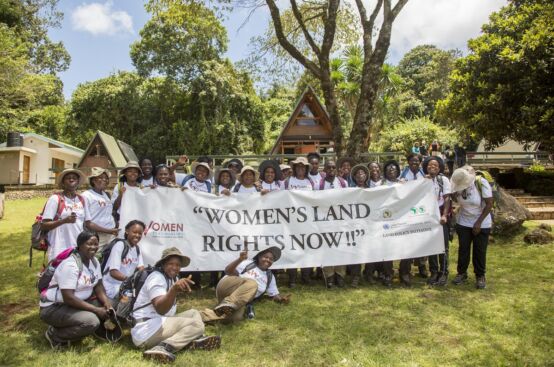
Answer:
[{"xmin": 119, "ymin": 179, "xmax": 444, "ymax": 270}]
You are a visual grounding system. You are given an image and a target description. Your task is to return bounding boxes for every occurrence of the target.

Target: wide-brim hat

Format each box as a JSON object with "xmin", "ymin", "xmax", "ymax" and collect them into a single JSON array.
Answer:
[
  {"xmin": 88, "ymin": 167, "xmax": 111, "ymax": 185},
  {"xmin": 290, "ymin": 157, "xmax": 311, "ymax": 169},
  {"xmin": 191, "ymin": 161, "xmax": 213, "ymax": 177},
  {"xmin": 226, "ymin": 158, "xmax": 244, "ymax": 171},
  {"xmin": 337, "ymin": 157, "xmax": 356, "ymax": 169},
  {"xmin": 350, "ymin": 164, "xmax": 370, "ymax": 180},
  {"xmin": 450, "ymin": 166, "xmax": 476, "ymax": 192},
  {"xmin": 238, "ymin": 165, "xmax": 260, "ymax": 181},
  {"xmin": 155, "ymin": 247, "xmax": 191, "ymax": 268},
  {"xmin": 121, "ymin": 161, "xmax": 143, "ymax": 176},
  {"xmin": 56, "ymin": 169, "xmax": 86, "ymax": 188},
  {"xmin": 253, "ymin": 246, "xmax": 282, "ymax": 263},
  {"xmin": 259, "ymin": 160, "xmax": 282, "ymax": 182},
  {"xmin": 422, "ymin": 156, "xmax": 445, "ymax": 175},
  {"xmin": 215, "ymin": 168, "xmax": 236, "ymax": 186},
  {"xmin": 280, "ymin": 164, "xmax": 291, "ymax": 171}
]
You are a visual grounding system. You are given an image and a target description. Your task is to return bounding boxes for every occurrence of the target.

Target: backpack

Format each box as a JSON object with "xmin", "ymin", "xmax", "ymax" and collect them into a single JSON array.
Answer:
[
  {"xmin": 284, "ymin": 177, "xmax": 315, "ymax": 190},
  {"xmin": 182, "ymin": 175, "xmax": 212, "ymax": 193},
  {"xmin": 100, "ymin": 238, "xmax": 141, "ymax": 275},
  {"xmin": 475, "ymin": 170, "xmax": 499, "ymax": 207},
  {"xmin": 241, "ymin": 261, "xmax": 273, "ymax": 302},
  {"xmin": 30, "ymin": 193, "xmax": 85, "ymax": 267},
  {"xmin": 233, "ymin": 183, "xmax": 261, "ymax": 193},
  {"xmin": 318, "ymin": 177, "xmax": 347, "ymax": 190},
  {"xmin": 37, "ymin": 247, "xmax": 98, "ymax": 297},
  {"xmin": 115, "ymin": 266, "xmax": 169, "ymax": 327}
]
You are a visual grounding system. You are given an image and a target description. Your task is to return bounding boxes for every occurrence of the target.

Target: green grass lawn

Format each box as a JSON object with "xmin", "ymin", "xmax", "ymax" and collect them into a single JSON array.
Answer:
[{"xmin": 1, "ymin": 198, "xmax": 553, "ymax": 366}]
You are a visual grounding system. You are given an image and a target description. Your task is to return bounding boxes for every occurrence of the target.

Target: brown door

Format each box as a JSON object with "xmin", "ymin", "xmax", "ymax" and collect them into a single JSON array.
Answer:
[
  {"xmin": 22, "ymin": 155, "xmax": 30, "ymax": 184},
  {"xmin": 52, "ymin": 158, "xmax": 65, "ymax": 182}
]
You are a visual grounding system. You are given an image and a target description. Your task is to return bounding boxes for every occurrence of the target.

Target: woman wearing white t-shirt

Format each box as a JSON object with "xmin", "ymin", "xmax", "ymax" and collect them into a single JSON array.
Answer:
[
  {"xmin": 102, "ymin": 220, "xmax": 145, "ymax": 301},
  {"xmin": 214, "ymin": 168, "xmax": 235, "ymax": 196},
  {"xmin": 41, "ymin": 169, "xmax": 88, "ymax": 261},
  {"xmin": 112, "ymin": 161, "xmax": 143, "ymax": 223},
  {"xmin": 283, "ymin": 157, "xmax": 314, "ymax": 287},
  {"xmin": 132, "ymin": 247, "xmax": 220, "ymax": 363},
  {"xmin": 139, "ymin": 158, "xmax": 155, "ymax": 187},
  {"xmin": 450, "ymin": 166, "xmax": 493, "ymax": 289},
  {"xmin": 422, "ymin": 157, "xmax": 452, "ymax": 286},
  {"xmin": 201, "ymin": 246, "xmax": 290, "ymax": 323},
  {"xmin": 232, "ymin": 166, "xmax": 261, "ymax": 194},
  {"xmin": 367, "ymin": 162, "xmax": 383, "ymax": 188},
  {"xmin": 182, "ymin": 162, "xmax": 212, "ymax": 193},
  {"xmin": 83, "ymin": 167, "xmax": 118, "ymax": 251},
  {"xmin": 40, "ymin": 231, "xmax": 113, "ymax": 349},
  {"xmin": 259, "ymin": 160, "xmax": 282, "ymax": 194}
]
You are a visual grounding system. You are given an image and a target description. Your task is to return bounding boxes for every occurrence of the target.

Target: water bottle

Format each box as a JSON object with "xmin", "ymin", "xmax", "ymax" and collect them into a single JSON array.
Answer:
[{"xmin": 246, "ymin": 304, "xmax": 255, "ymax": 319}]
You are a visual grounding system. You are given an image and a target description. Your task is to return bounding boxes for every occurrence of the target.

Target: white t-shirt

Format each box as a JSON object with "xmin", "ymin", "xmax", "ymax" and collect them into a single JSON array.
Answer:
[
  {"xmin": 176, "ymin": 173, "xmax": 212, "ymax": 187},
  {"xmin": 234, "ymin": 184, "xmax": 259, "ymax": 194},
  {"xmin": 184, "ymin": 177, "xmax": 210, "ymax": 193},
  {"xmin": 131, "ymin": 271, "xmax": 175, "ymax": 346},
  {"xmin": 102, "ymin": 240, "xmax": 144, "ymax": 299},
  {"xmin": 320, "ymin": 177, "xmax": 344, "ymax": 190},
  {"xmin": 43, "ymin": 194, "xmax": 87, "ymax": 261},
  {"xmin": 82, "ymin": 189, "xmax": 115, "ymax": 229},
  {"xmin": 141, "ymin": 177, "xmax": 154, "ymax": 187},
  {"xmin": 383, "ymin": 179, "xmax": 401, "ymax": 187},
  {"xmin": 456, "ymin": 178, "xmax": 493, "ymax": 228},
  {"xmin": 430, "ymin": 175, "xmax": 452, "ymax": 208},
  {"xmin": 261, "ymin": 181, "xmax": 281, "ymax": 192},
  {"xmin": 402, "ymin": 169, "xmax": 424, "ymax": 181},
  {"xmin": 308, "ymin": 172, "xmax": 324, "ymax": 189},
  {"xmin": 235, "ymin": 260, "xmax": 279, "ymax": 298},
  {"xmin": 286, "ymin": 177, "xmax": 313, "ymax": 191},
  {"xmin": 40, "ymin": 255, "xmax": 102, "ymax": 307},
  {"xmin": 369, "ymin": 179, "xmax": 382, "ymax": 188}
]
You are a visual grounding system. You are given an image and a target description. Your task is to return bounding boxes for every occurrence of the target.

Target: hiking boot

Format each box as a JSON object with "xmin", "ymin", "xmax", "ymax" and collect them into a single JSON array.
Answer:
[
  {"xmin": 418, "ymin": 265, "xmax": 429, "ymax": 278},
  {"xmin": 452, "ymin": 273, "xmax": 468, "ymax": 285},
  {"xmin": 427, "ymin": 272, "xmax": 439, "ymax": 285},
  {"xmin": 45, "ymin": 327, "xmax": 69, "ymax": 351},
  {"xmin": 382, "ymin": 275, "xmax": 392, "ymax": 287},
  {"xmin": 214, "ymin": 302, "xmax": 237, "ymax": 318},
  {"xmin": 351, "ymin": 276, "xmax": 360, "ymax": 288},
  {"xmin": 143, "ymin": 344, "xmax": 176, "ymax": 363},
  {"xmin": 436, "ymin": 273, "xmax": 448, "ymax": 286},
  {"xmin": 400, "ymin": 273, "xmax": 411, "ymax": 287},
  {"xmin": 187, "ymin": 335, "xmax": 221, "ymax": 351},
  {"xmin": 476, "ymin": 276, "xmax": 486, "ymax": 289},
  {"xmin": 335, "ymin": 275, "xmax": 345, "ymax": 288}
]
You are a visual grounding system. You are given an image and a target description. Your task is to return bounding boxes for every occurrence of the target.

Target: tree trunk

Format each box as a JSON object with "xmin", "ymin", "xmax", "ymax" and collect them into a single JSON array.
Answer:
[{"xmin": 319, "ymin": 64, "xmax": 344, "ymax": 155}]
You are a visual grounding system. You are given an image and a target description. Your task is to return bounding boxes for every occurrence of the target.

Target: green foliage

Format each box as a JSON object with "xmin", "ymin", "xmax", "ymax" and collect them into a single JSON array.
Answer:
[
  {"xmin": 526, "ymin": 161, "xmax": 546, "ymax": 173},
  {"xmin": 370, "ymin": 116, "xmax": 460, "ymax": 154},
  {"xmin": 437, "ymin": 0, "xmax": 554, "ymax": 150},
  {"xmin": 261, "ymin": 84, "xmax": 296, "ymax": 152},
  {"xmin": 130, "ymin": 0, "xmax": 227, "ymax": 83}
]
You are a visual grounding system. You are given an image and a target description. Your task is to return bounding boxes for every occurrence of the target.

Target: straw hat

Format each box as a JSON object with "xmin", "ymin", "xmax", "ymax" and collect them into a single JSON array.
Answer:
[
  {"xmin": 56, "ymin": 169, "xmax": 86, "ymax": 188},
  {"xmin": 155, "ymin": 247, "xmax": 191, "ymax": 268},
  {"xmin": 238, "ymin": 165, "xmax": 260, "ymax": 181},
  {"xmin": 450, "ymin": 166, "xmax": 476, "ymax": 192},
  {"xmin": 88, "ymin": 167, "xmax": 111, "ymax": 186},
  {"xmin": 121, "ymin": 161, "xmax": 143, "ymax": 175},
  {"xmin": 191, "ymin": 161, "xmax": 213, "ymax": 176},
  {"xmin": 253, "ymin": 246, "xmax": 282, "ymax": 263},
  {"xmin": 259, "ymin": 160, "xmax": 282, "ymax": 182},
  {"xmin": 290, "ymin": 157, "xmax": 311, "ymax": 169},
  {"xmin": 214, "ymin": 168, "xmax": 236, "ymax": 186},
  {"xmin": 280, "ymin": 164, "xmax": 291, "ymax": 171}
]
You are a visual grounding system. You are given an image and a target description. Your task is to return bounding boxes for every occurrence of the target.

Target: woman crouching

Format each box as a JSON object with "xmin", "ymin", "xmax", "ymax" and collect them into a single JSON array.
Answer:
[
  {"xmin": 201, "ymin": 246, "xmax": 290, "ymax": 323},
  {"xmin": 132, "ymin": 247, "xmax": 220, "ymax": 363}
]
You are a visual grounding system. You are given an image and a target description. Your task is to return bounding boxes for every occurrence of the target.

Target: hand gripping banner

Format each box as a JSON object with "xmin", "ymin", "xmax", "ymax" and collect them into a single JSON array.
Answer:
[{"xmin": 119, "ymin": 179, "xmax": 445, "ymax": 271}]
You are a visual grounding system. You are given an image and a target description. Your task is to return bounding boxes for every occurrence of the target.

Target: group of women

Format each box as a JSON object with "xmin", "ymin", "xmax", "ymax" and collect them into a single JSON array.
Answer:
[{"xmin": 37, "ymin": 151, "xmax": 493, "ymax": 362}]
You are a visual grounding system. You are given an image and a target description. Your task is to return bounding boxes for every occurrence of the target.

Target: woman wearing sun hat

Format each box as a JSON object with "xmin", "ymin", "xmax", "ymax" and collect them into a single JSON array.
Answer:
[
  {"xmin": 112, "ymin": 161, "xmax": 143, "ymax": 219},
  {"xmin": 133, "ymin": 247, "xmax": 221, "ymax": 363},
  {"xmin": 201, "ymin": 246, "xmax": 290, "ymax": 324},
  {"xmin": 83, "ymin": 167, "xmax": 118, "ymax": 251},
  {"xmin": 214, "ymin": 167, "xmax": 236, "ymax": 196},
  {"xmin": 450, "ymin": 165, "xmax": 493, "ymax": 289},
  {"xmin": 233, "ymin": 166, "xmax": 261, "ymax": 193},
  {"xmin": 40, "ymin": 168, "xmax": 87, "ymax": 261}
]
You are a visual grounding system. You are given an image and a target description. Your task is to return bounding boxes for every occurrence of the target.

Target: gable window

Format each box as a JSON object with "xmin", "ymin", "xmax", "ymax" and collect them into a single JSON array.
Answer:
[{"xmin": 296, "ymin": 103, "xmax": 320, "ymax": 126}]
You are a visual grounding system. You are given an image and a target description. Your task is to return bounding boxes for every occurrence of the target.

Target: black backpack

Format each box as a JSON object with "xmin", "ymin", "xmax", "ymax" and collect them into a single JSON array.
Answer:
[
  {"xmin": 100, "ymin": 238, "xmax": 141, "ymax": 275},
  {"xmin": 241, "ymin": 261, "xmax": 273, "ymax": 302},
  {"xmin": 115, "ymin": 266, "xmax": 170, "ymax": 327}
]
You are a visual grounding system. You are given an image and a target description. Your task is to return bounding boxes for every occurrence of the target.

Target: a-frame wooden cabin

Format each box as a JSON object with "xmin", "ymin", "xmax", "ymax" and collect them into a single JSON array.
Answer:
[{"xmin": 270, "ymin": 86, "xmax": 334, "ymax": 155}]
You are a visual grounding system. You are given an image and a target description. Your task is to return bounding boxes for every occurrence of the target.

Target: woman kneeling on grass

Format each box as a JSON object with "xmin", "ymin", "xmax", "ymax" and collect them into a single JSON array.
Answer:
[
  {"xmin": 201, "ymin": 246, "xmax": 290, "ymax": 323},
  {"xmin": 40, "ymin": 230, "xmax": 113, "ymax": 349},
  {"xmin": 132, "ymin": 247, "xmax": 220, "ymax": 363}
]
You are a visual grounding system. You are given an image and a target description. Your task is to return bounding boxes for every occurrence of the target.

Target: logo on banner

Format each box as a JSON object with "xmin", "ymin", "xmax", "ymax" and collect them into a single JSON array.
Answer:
[
  {"xmin": 381, "ymin": 209, "xmax": 393, "ymax": 219},
  {"xmin": 409, "ymin": 206, "xmax": 427, "ymax": 216},
  {"xmin": 144, "ymin": 221, "xmax": 185, "ymax": 238}
]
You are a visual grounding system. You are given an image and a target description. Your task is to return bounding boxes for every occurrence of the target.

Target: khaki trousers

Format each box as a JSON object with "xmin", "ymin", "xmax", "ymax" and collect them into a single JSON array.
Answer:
[
  {"xmin": 201, "ymin": 276, "xmax": 257, "ymax": 323},
  {"xmin": 322, "ymin": 265, "xmax": 346, "ymax": 279},
  {"xmin": 141, "ymin": 309, "xmax": 204, "ymax": 351}
]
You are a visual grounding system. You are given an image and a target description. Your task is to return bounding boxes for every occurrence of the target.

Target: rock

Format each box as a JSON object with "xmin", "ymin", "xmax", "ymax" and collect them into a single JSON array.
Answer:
[
  {"xmin": 524, "ymin": 228, "xmax": 554, "ymax": 244},
  {"xmin": 539, "ymin": 223, "xmax": 552, "ymax": 232},
  {"xmin": 491, "ymin": 188, "xmax": 531, "ymax": 235}
]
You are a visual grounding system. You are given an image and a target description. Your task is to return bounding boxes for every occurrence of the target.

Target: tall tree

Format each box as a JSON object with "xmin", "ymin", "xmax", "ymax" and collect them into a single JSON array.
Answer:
[
  {"xmin": 255, "ymin": 0, "xmax": 408, "ymax": 157},
  {"xmin": 437, "ymin": 0, "xmax": 554, "ymax": 150}
]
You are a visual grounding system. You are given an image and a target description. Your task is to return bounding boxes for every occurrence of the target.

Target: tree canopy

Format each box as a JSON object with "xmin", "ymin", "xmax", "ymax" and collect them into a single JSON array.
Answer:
[{"xmin": 437, "ymin": 0, "xmax": 554, "ymax": 151}]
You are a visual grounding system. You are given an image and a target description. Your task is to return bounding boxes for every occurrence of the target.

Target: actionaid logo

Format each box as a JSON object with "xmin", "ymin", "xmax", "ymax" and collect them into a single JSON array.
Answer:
[{"xmin": 144, "ymin": 221, "xmax": 185, "ymax": 239}]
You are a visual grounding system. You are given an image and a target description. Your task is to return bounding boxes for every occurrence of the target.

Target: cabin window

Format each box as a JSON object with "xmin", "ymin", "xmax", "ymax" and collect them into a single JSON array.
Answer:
[{"xmin": 296, "ymin": 104, "xmax": 319, "ymax": 126}]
